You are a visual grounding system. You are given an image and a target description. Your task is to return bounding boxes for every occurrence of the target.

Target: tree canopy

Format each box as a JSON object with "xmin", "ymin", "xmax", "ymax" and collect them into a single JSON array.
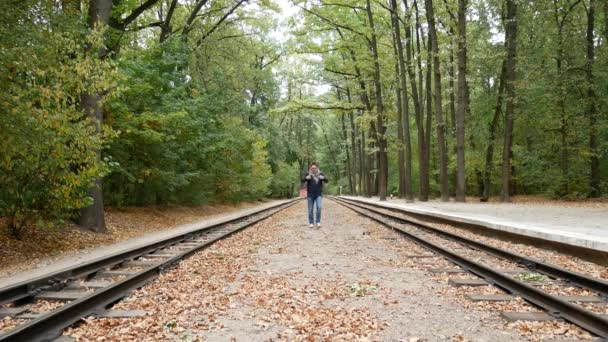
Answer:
[{"xmin": 0, "ymin": 0, "xmax": 606, "ymax": 236}]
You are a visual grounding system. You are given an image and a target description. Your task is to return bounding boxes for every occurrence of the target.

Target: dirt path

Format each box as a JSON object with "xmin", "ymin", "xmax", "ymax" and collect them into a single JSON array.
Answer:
[{"xmin": 65, "ymin": 199, "xmax": 532, "ymax": 341}]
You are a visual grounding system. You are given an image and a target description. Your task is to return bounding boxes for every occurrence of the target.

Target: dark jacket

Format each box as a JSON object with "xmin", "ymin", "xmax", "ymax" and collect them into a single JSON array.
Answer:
[{"xmin": 301, "ymin": 172, "xmax": 328, "ymax": 198}]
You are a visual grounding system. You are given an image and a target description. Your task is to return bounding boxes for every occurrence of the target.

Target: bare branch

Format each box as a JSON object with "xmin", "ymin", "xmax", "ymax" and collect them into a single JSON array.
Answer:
[
  {"xmin": 110, "ymin": 0, "xmax": 161, "ymax": 31},
  {"xmin": 196, "ymin": 0, "xmax": 249, "ymax": 46}
]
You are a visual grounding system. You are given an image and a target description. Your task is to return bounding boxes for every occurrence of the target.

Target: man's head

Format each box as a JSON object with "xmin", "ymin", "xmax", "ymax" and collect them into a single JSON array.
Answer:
[{"xmin": 310, "ymin": 162, "xmax": 319, "ymax": 174}]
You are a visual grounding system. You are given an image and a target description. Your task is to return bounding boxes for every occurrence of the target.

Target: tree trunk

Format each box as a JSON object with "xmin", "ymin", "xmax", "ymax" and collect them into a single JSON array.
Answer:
[
  {"xmin": 557, "ymin": 60, "xmax": 569, "ymax": 196},
  {"xmin": 587, "ymin": 0, "xmax": 600, "ymax": 197},
  {"xmin": 448, "ymin": 28, "xmax": 457, "ymax": 136},
  {"xmin": 366, "ymin": 0, "xmax": 387, "ymax": 201},
  {"xmin": 424, "ymin": 34, "xmax": 433, "ymax": 199},
  {"xmin": 159, "ymin": 0, "xmax": 178, "ymax": 42},
  {"xmin": 501, "ymin": 0, "xmax": 517, "ymax": 202},
  {"xmin": 392, "ymin": 0, "xmax": 413, "ymax": 201},
  {"xmin": 346, "ymin": 87, "xmax": 359, "ymax": 195},
  {"xmin": 404, "ymin": 0, "xmax": 428, "ymax": 201},
  {"xmin": 482, "ymin": 61, "xmax": 506, "ymax": 202},
  {"xmin": 390, "ymin": 7, "xmax": 406, "ymax": 199},
  {"xmin": 341, "ymin": 112, "xmax": 354, "ymax": 194},
  {"xmin": 336, "ymin": 88, "xmax": 353, "ymax": 194},
  {"xmin": 361, "ymin": 129, "xmax": 369, "ymax": 196},
  {"xmin": 79, "ymin": 0, "xmax": 112, "ymax": 233},
  {"xmin": 426, "ymin": 0, "xmax": 449, "ymax": 201},
  {"xmin": 350, "ymin": 111, "xmax": 359, "ymax": 196},
  {"xmin": 455, "ymin": 0, "xmax": 467, "ymax": 202},
  {"xmin": 555, "ymin": 2, "xmax": 570, "ymax": 196}
]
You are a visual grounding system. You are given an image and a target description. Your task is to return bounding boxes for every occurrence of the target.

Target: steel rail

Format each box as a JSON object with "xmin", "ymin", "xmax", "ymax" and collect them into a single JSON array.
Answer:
[
  {"xmin": 0, "ymin": 199, "xmax": 298, "ymax": 306},
  {"xmin": 335, "ymin": 197, "xmax": 608, "ymax": 296},
  {"xmin": 0, "ymin": 199, "xmax": 300, "ymax": 342},
  {"xmin": 332, "ymin": 197, "xmax": 608, "ymax": 338}
]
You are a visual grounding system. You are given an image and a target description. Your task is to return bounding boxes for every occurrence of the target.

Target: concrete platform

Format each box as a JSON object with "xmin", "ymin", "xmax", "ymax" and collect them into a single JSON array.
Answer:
[{"xmin": 340, "ymin": 196, "xmax": 608, "ymax": 253}]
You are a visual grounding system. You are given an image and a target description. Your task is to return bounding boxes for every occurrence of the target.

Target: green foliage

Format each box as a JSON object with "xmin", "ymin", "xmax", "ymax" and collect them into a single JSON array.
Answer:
[
  {"xmin": 286, "ymin": 0, "xmax": 607, "ymax": 200},
  {"xmin": 104, "ymin": 39, "xmax": 275, "ymax": 206},
  {"xmin": 0, "ymin": 1, "xmax": 114, "ymax": 237},
  {"xmin": 270, "ymin": 161, "xmax": 300, "ymax": 198}
]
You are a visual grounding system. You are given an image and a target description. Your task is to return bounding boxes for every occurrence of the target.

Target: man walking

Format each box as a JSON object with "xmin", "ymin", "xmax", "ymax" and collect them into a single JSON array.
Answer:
[{"xmin": 302, "ymin": 162, "xmax": 328, "ymax": 228}]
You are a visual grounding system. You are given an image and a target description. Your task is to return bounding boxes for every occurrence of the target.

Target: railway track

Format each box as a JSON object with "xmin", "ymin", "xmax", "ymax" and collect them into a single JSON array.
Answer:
[
  {"xmin": 0, "ymin": 199, "xmax": 300, "ymax": 342},
  {"xmin": 332, "ymin": 196, "xmax": 608, "ymax": 339}
]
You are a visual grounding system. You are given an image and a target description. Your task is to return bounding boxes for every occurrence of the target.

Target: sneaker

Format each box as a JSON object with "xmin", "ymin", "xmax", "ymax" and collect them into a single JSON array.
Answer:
[
  {"xmin": 309, "ymin": 224, "xmax": 314, "ymax": 228},
  {"xmin": 316, "ymin": 223, "xmax": 321, "ymax": 228}
]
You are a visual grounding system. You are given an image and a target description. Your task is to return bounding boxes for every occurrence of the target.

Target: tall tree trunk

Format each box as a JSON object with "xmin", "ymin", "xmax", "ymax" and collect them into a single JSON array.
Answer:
[
  {"xmin": 448, "ymin": 28, "xmax": 457, "ymax": 135},
  {"xmin": 414, "ymin": 0, "xmax": 425, "ymax": 114},
  {"xmin": 346, "ymin": 87, "xmax": 359, "ymax": 195},
  {"xmin": 482, "ymin": 60, "xmax": 506, "ymax": 202},
  {"xmin": 339, "ymin": 32, "xmax": 374, "ymax": 196},
  {"xmin": 404, "ymin": 0, "xmax": 429, "ymax": 201},
  {"xmin": 455, "ymin": 0, "xmax": 467, "ymax": 202},
  {"xmin": 557, "ymin": 59, "xmax": 569, "ymax": 196},
  {"xmin": 425, "ymin": 33, "xmax": 433, "ymax": 199},
  {"xmin": 392, "ymin": 0, "xmax": 414, "ymax": 200},
  {"xmin": 403, "ymin": 1, "xmax": 424, "ymax": 200},
  {"xmin": 79, "ymin": 0, "xmax": 112, "ymax": 233},
  {"xmin": 426, "ymin": 0, "xmax": 449, "ymax": 201},
  {"xmin": 501, "ymin": 0, "xmax": 518, "ymax": 202},
  {"xmin": 361, "ymin": 129, "xmax": 369, "ymax": 196},
  {"xmin": 390, "ymin": 8, "xmax": 406, "ymax": 199},
  {"xmin": 350, "ymin": 111, "xmax": 360, "ymax": 196},
  {"xmin": 341, "ymin": 112, "xmax": 354, "ymax": 194},
  {"xmin": 554, "ymin": 2, "xmax": 570, "ymax": 196},
  {"xmin": 366, "ymin": 0, "xmax": 388, "ymax": 201},
  {"xmin": 336, "ymin": 88, "xmax": 353, "ymax": 194},
  {"xmin": 587, "ymin": 0, "xmax": 600, "ymax": 197}
]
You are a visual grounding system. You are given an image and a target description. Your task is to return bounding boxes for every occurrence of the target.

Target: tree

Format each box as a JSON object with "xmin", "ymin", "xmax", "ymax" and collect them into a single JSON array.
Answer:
[
  {"xmin": 426, "ymin": 0, "xmax": 449, "ymax": 201},
  {"xmin": 501, "ymin": 0, "xmax": 518, "ymax": 202},
  {"xmin": 366, "ymin": 0, "xmax": 388, "ymax": 201},
  {"xmin": 456, "ymin": 0, "xmax": 468, "ymax": 202},
  {"xmin": 78, "ymin": 0, "xmax": 113, "ymax": 233},
  {"xmin": 390, "ymin": 0, "xmax": 413, "ymax": 200},
  {"xmin": 586, "ymin": 0, "xmax": 600, "ymax": 197}
]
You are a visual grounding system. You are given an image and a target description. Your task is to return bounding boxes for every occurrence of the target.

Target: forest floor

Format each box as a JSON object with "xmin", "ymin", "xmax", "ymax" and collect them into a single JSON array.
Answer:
[
  {"xmin": 0, "ymin": 200, "xmax": 269, "ymax": 281},
  {"xmin": 1, "ymin": 195, "xmax": 605, "ymax": 284},
  {"xmin": 62, "ymin": 200, "xmax": 595, "ymax": 341}
]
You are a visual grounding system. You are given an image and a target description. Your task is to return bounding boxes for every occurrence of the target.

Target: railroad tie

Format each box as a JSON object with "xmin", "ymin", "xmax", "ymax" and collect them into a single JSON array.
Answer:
[
  {"xmin": 36, "ymin": 290, "xmax": 90, "ymax": 302},
  {"xmin": 96, "ymin": 270, "xmax": 139, "ymax": 278},
  {"xmin": 97, "ymin": 309, "xmax": 149, "ymax": 318},
  {"xmin": 0, "ymin": 307, "xmax": 28, "ymax": 318},
  {"xmin": 429, "ymin": 268, "xmax": 466, "ymax": 273},
  {"xmin": 500, "ymin": 312, "xmax": 557, "ymax": 322},
  {"xmin": 66, "ymin": 281, "xmax": 113, "ymax": 290},
  {"xmin": 123, "ymin": 260, "xmax": 158, "ymax": 267},
  {"xmin": 448, "ymin": 278, "xmax": 489, "ymax": 287},
  {"xmin": 466, "ymin": 294, "xmax": 515, "ymax": 302}
]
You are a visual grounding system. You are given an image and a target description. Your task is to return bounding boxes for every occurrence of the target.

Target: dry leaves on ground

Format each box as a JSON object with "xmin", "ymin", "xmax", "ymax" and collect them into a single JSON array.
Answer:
[
  {"xmin": 64, "ymin": 206, "xmax": 384, "ymax": 341},
  {"xmin": 0, "ymin": 201, "xmax": 262, "ymax": 278}
]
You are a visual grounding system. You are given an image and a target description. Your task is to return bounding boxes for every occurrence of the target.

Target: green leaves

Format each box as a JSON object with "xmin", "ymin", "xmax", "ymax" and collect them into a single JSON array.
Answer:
[{"xmin": 0, "ymin": 0, "xmax": 115, "ymax": 237}]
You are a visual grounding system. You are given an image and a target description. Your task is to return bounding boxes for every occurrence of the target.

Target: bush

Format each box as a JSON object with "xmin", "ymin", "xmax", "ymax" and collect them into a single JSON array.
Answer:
[{"xmin": 0, "ymin": 3, "xmax": 114, "ymax": 238}]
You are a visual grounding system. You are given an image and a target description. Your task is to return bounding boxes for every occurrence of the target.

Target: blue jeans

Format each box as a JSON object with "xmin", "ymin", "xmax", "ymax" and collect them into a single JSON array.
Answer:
[{"xmin": 307, "ymin": 196, "xmax": 322, "ymax": 224}]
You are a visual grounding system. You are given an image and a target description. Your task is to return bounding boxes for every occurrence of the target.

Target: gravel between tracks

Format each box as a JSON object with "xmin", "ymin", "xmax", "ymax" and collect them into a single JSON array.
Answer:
[
  {"xmin": 350, "ymin": 202, "xmax": 608, "ymax": 281},
  {"xmin": 60, "ymin": 199, "xmax": 595, "ymax": 341}
]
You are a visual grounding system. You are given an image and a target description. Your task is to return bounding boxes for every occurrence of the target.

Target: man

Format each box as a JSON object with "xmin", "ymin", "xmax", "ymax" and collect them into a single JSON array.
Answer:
[{"xmin": 302, "ymin": 162, "xmax": 328, "ymax": 228}]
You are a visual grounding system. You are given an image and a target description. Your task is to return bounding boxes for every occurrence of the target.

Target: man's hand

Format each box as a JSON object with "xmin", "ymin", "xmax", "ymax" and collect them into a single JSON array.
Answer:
[
  {"xmin": 319, "ymin": 175, "xmax": 325, "ymax": 180},
  {"xmin": 305, "ymin": 174, "xmax": 312, "ymax": 180}
]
